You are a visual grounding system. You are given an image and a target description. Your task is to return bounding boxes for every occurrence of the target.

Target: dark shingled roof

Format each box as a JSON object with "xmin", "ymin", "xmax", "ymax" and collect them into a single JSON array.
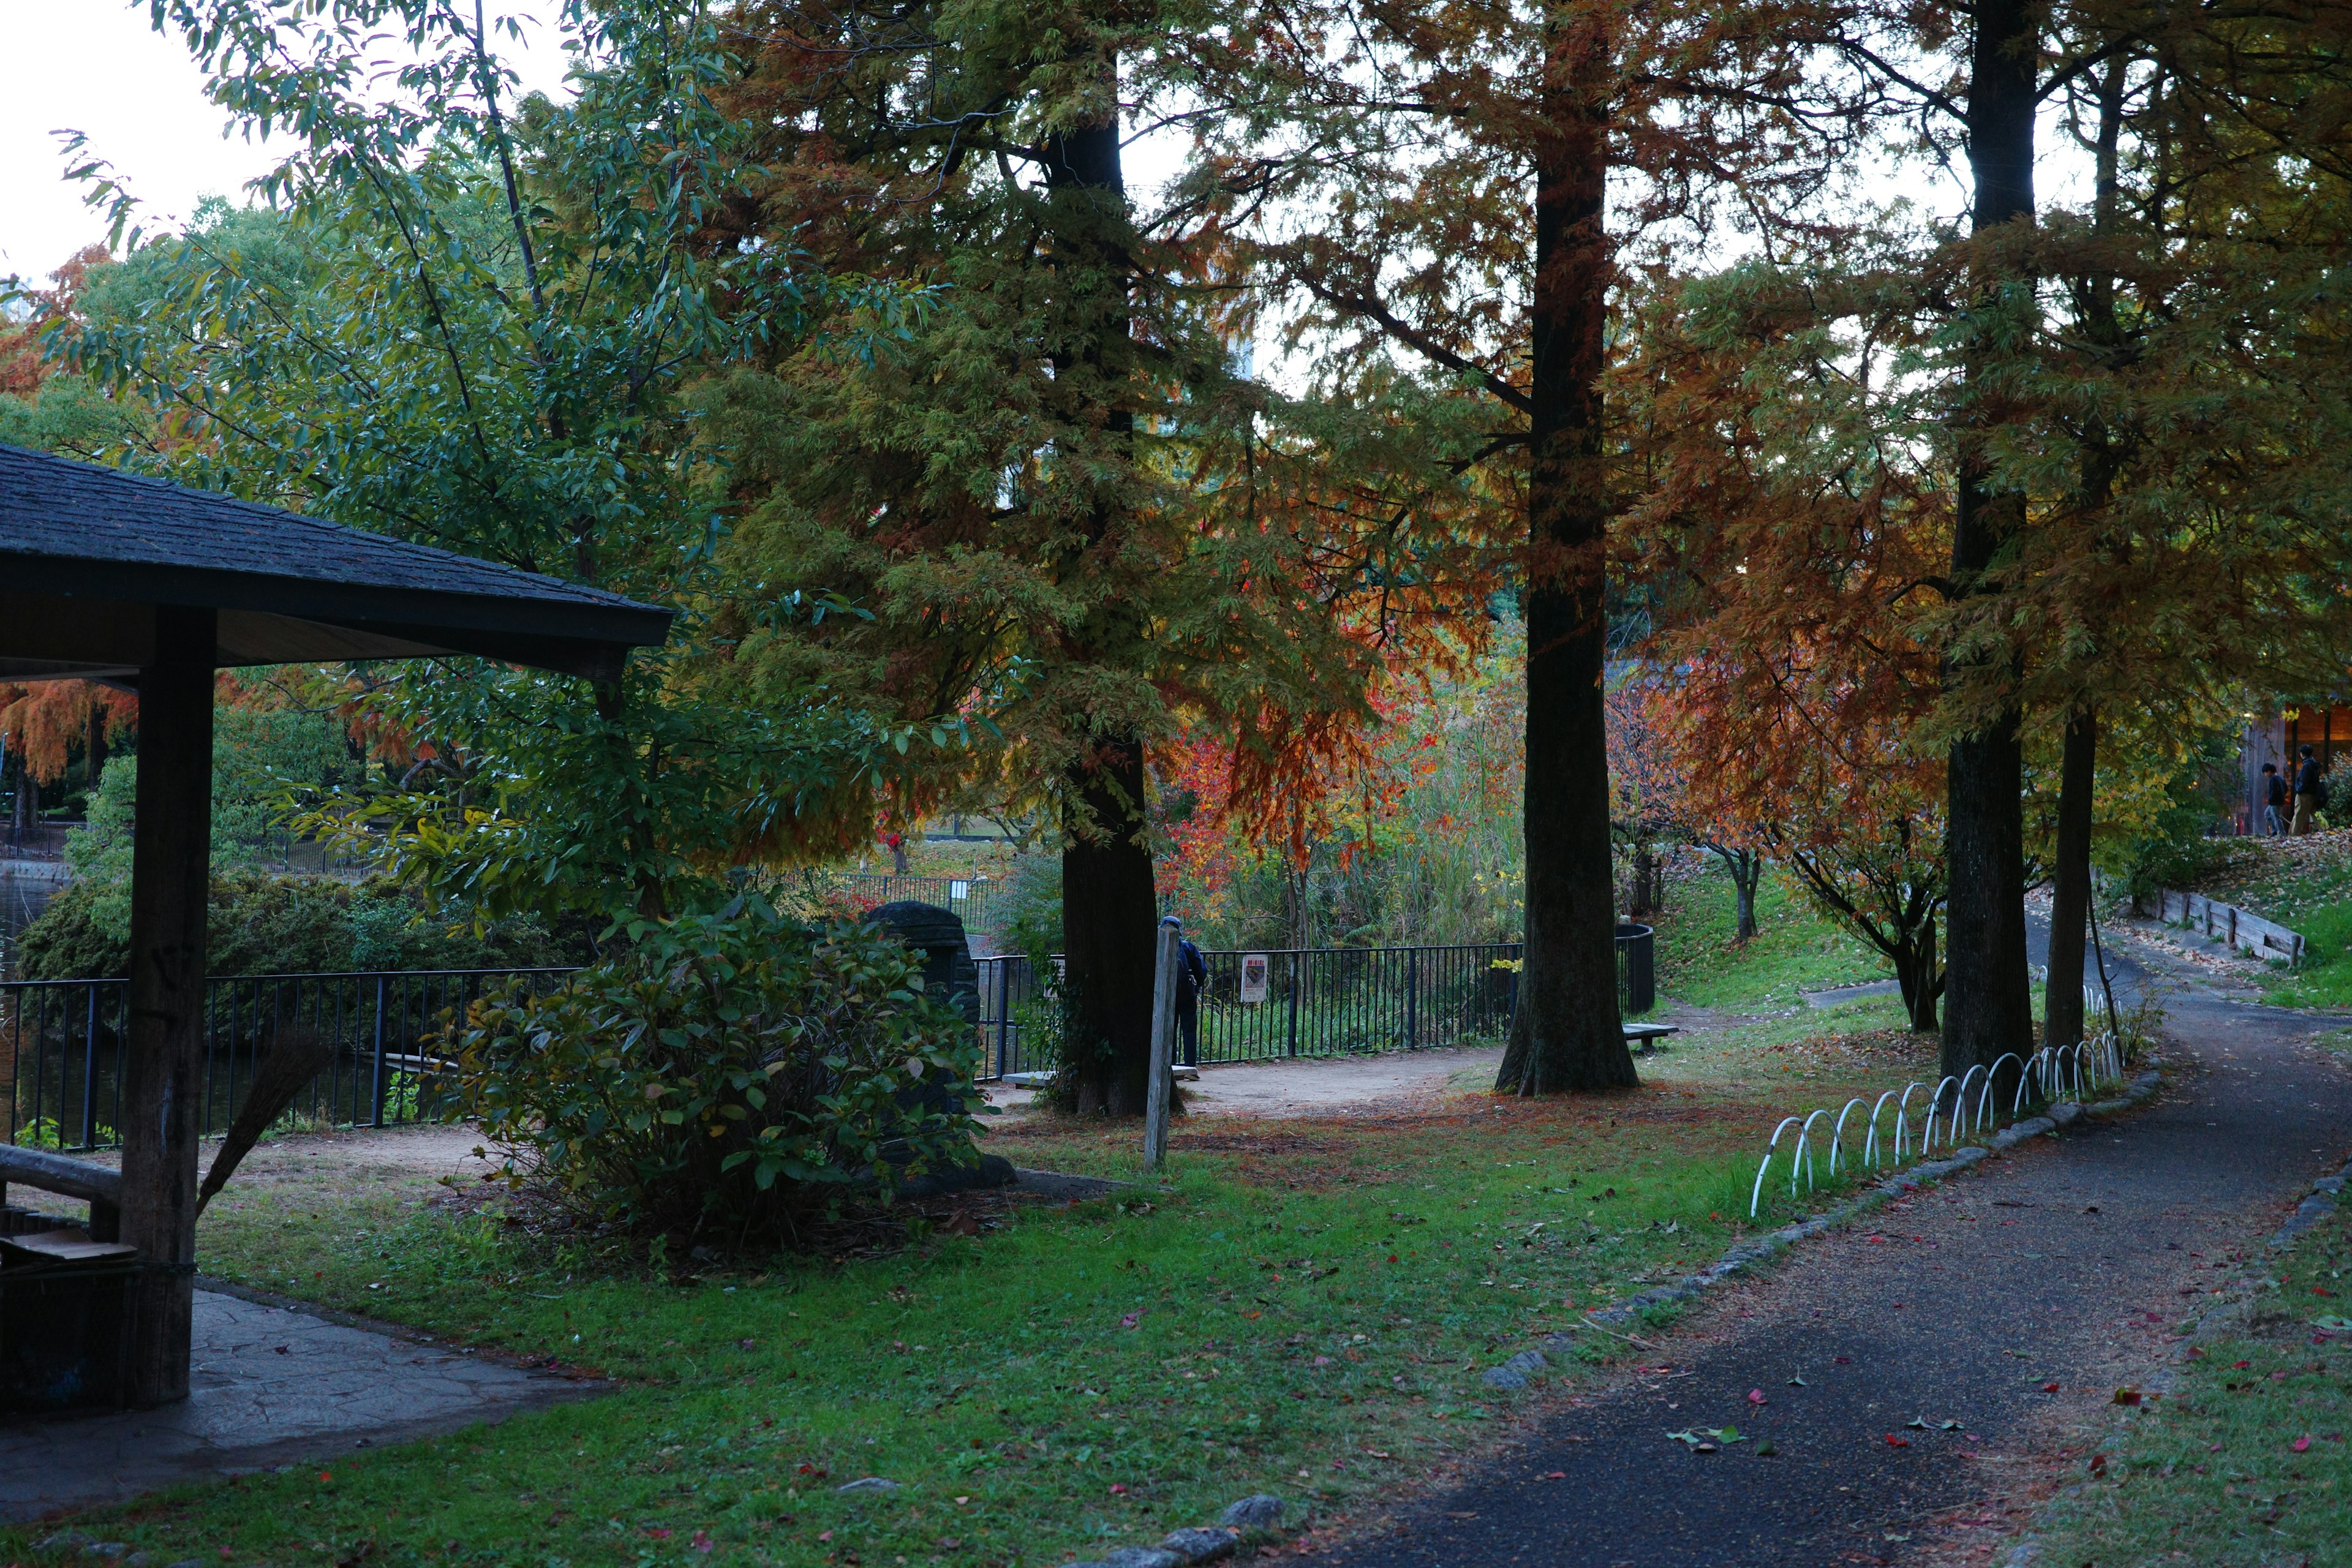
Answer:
[{"xmin": 0, "ymin": 442, "xmax": 673, "ymax": 682}]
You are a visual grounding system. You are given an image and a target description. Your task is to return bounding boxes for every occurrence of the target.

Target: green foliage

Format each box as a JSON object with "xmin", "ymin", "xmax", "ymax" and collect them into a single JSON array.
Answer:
[
  {"xmin": 66, "ymin": 705, "xmax": 357, "ymax": 889},
  {"xmin": 15, "ymin": 870, "xmax": 581, "ymax": 981},
  {"xmin": 453, "ymin": 903, "xmax": 982, "ymax": 1240},
  {"xmin": 995, "ymin": 853, "xmax": 1065, "ymax": 963},
  {"xmin": 2104, "ymin": 728, "xmax": 2250, "ymax": 903},
  {"xmin": 58, "ymin": 0, "xmax": 895, "ymax": 925}
]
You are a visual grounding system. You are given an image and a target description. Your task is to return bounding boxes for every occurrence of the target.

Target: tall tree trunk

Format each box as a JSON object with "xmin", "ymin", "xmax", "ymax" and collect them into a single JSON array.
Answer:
[
  {"xmin": 1042, "ymin": 64, "xmax": 1158, "ymax": 1115},
  {"xmin": 2043, "ymin": 709, "xmax": 2097, "ymax": 1048},
  {"xmin": 1060, "ymin": 737, "xmax": 1159, "ymax": 1114},
  {"xmin": 2045, "ymin": 61, "xmax": 2127, "ymax": 1054},
  {"xmin": 1940, "ymin": 0, "xmax": 2038, "ymax": 1083},
  {"xmin": 1496, "ymin": 5, "xmax": 1635, "ymax": 1096}
]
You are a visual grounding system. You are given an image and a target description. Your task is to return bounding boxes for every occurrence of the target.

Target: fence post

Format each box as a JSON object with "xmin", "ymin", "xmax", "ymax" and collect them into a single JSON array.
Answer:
[
  {"xmin": 1404, "ymin": 948, "xmax": 1419, "ymax": 1050},
  {"xmin": 80, "ymin": 982, "xmax": 99, "ymax": 1150},
  {"xmin": 995, "ymin": 959, "xmax": 1012, "ymax": 1078},
  {"xmin": 1286, "ymin": 951, "xmax": 1302, "ymax": 1057},
  {"xmin": 370, "ymin": 974, "xmax": 388, "ymax": 1128}
]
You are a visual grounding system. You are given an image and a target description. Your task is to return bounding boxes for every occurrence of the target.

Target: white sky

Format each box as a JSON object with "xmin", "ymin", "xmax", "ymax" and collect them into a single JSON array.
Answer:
[{"xmin": 0, "ymin": 1, "xmax": 573, "ymax": 284}]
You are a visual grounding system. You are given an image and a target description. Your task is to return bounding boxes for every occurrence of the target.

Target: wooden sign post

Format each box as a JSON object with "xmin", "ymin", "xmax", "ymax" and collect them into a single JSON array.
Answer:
[{"xmin": 1144, "ymin": 921, "xmax": 1179, "ymax": 1169}]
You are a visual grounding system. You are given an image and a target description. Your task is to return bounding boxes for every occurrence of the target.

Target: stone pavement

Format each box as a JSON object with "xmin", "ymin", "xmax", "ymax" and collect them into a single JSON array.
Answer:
[{"xmin": 0, "ymin": 1288, "xmax": 600, "ymax": 1521}]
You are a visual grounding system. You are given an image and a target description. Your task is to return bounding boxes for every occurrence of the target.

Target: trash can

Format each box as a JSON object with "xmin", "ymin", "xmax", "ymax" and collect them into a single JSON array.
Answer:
[{"xmin": 0, "ymin": 1231, "xmax": 144, "ymax": 1414}]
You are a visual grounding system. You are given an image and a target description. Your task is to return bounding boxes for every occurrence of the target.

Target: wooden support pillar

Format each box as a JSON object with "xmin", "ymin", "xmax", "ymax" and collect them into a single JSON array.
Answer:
[{"xmin": 119, "ymin": 605, "xmax": 214, "ymax": 1407}]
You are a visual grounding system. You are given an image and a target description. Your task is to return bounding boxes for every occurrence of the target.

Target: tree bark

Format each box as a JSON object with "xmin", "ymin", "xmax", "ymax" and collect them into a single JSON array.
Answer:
[
  {"xmin": 1041, "ymin": 64, "xmax": 1159, "ymax": 1115},
  {"xmin": 1060, "ymin": 736, "xmax": 1159, "ymax": 1114},
  {"xmin": 1496, "ymin": 5, "xmax": 1635, "ymax": 1096},
  {"xmin": 120, "ymin": 606, "xmax": 216, "ymax": 1406},
  {"xmin": 1940, "ymin": 0, "xmax": 2038, "ymax": 1083},
  {"xmin": 1720, "ymin": 848, "xmax": 1763, "ymax": 941},
  {"xmin": 2043, "ymin": 708, "xmax": 2097, "ymax": 1049},
  {"xmin": 1896, "ymin": 912, "xmax": 1943, "ymax": 1032}
]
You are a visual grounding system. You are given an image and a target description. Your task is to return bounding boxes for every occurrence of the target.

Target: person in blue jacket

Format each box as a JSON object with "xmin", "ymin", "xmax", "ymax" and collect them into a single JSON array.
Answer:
[{"xmin": 1163, "ymin": 916, "xmax": 1208, "ymax": 1068}]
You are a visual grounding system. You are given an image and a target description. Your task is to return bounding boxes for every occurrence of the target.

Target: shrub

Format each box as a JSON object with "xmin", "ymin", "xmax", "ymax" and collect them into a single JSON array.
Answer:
[
  {"xmin": 15, "ymin": 872, "xmax": 587, "ymax": 980},
  {"xmin": 453, "ymin": 903, "xmax": 984, "ymax": 1244}
]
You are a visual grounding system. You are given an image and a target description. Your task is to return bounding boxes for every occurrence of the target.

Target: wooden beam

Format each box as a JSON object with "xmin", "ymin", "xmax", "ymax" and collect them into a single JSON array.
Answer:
[{"xmin": 118, "ymin": 605, "xmax": 214, "ymax": 1407}]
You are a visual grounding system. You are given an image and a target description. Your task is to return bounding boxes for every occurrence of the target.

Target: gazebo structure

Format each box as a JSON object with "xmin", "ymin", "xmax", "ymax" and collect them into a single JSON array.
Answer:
[{"xmin": 0, "ymin": 442, "xmax": 672, "ymax": 1405}]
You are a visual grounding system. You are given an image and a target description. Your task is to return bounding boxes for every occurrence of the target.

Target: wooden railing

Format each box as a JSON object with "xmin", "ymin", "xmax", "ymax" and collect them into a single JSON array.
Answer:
[{"xmin": 2147, "ymin": 888, "xmax": 2306, "ymax": 965}]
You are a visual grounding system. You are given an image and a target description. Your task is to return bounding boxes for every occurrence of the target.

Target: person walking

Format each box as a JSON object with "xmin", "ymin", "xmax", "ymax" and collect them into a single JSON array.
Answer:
[
  {"xmin": 2262, "ymin": 761, "xmax": 2289, "ymax": 836},
  {"xmin": 2292, "ymin": 744, "xmax": 2327, "ymax": 835},
  {"xmin": 1163, "ymin": 916, "xmax": 1208, "ymax": 1068}
]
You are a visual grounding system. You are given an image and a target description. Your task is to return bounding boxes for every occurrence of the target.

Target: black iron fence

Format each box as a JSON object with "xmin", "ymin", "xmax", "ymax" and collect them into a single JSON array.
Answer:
[
  {"xmin": 824, "ymin": 873, "xmax": 1014, "ymax": 941},
  {"xmin": 970, "ymin": 924, "xmax": 1654, "ymax": 1080},
  {"xmin": 2, "ymin": 925, "xmax": 1659, "ymax": 1145},
  {"xmin": 0, "ymin": 968, "xmax": 570, "ymax": 1154}
]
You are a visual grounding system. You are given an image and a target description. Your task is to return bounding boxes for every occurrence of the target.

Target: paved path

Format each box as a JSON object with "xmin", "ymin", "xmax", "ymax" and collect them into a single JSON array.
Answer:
[
  {"xmin": 1319, "ymin": 926, "xmax": 2352, "ymax": 1567},
  {"xmin": 0, "ymin": 1288, "xmax": 597, "ymax": 1520}
]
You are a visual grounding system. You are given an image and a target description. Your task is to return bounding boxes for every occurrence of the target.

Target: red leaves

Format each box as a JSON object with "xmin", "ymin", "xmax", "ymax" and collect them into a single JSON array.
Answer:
[{"xmin": 1884, "ymin": 1434, "xmax": 1909, "ymax": 1448}]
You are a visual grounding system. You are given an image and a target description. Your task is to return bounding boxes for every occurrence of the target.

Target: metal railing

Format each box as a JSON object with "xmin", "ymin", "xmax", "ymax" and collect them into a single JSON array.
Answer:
[
  {"xmin": 970, "ymin": 925, "xmax": 1654, "ymax": 1080},
  {"xmin": 0, "ymin": 968, "xmax": 570, "ymax": 1154},
  {"xmin": 2, "ymin": 925, "xmax": 1661, "ymax": 1143}
]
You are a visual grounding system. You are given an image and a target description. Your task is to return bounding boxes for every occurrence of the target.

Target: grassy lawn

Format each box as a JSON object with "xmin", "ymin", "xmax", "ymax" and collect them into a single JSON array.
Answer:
[
  {"xmin": 0, "ymin": 876, "xmax": 1957, "ymax": 1566},
  {"xmin": 2168, "ymin": 829, "xmax": 2352, "ymax": 1009},
  {"xmin": 0, "ymin": 1035, "xmax": 1946, "ymax": 1564},
  {"xmin": 1651, "ymin": 857, "xmax": 1888, "ymax": 1012},
  {"xmin": 2028, "ymin": 1201, "xmax": 2352, "ymax": 1565}
]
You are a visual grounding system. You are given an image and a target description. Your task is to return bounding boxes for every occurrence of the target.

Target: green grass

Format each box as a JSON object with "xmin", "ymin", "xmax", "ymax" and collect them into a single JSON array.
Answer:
[
  {"xmin": 1653, "ymin": 860, "xmax": 1888, "ymax": 1012},
  {"xmin": 2029, "ymin": 1201, "xmax": 2352, "ymax": 1566},
  {"xmin": 0, "ymin": 863, "xmax": 1966, "ymax": 1566},
  {"xmin": 2172, "ymin": 831, "xmax": 2352, "ymax": 1009},
  {"xmin": 6, "ymin": 1054, "xmax": 1930, "ymax": 1567}
]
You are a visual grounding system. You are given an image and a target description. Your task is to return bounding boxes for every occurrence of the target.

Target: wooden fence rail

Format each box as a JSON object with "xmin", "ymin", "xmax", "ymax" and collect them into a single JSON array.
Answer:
[{"xmin": 2148, "ymin": 888, "xmax": 2306, "ymax": 965}]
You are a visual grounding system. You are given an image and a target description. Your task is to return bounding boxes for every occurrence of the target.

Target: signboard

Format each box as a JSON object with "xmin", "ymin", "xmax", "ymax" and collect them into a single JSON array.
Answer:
[
  {"xmin": 1238, "ymin": 953, "xmax": 1271, "ymax": 1005},
  {"xmin": 949, "ymin": 880, "xmax": 970, "ymax": 902}
]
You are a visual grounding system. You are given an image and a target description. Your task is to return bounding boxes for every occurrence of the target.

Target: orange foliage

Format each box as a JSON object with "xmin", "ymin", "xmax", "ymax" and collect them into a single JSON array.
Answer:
[{"xmin": 0, "ymin": 682, "xmax": 138, "ymax": 785}]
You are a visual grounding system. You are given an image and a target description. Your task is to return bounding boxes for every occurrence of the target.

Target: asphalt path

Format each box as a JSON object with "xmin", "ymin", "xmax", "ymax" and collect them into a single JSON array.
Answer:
[{"xmin": 1317, "ymin": 921, "xmax": 2352, "ymax": 1568}]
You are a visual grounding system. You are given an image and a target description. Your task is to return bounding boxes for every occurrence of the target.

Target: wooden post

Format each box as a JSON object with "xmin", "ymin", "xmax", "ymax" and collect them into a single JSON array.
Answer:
[
  {"xmin": 119, "ymin": 605, "xmax": 214, "ymax": 1406},
  {"xmin": 1144, "ymin": 922, "xmax": 1178, "ymax": 1170}
]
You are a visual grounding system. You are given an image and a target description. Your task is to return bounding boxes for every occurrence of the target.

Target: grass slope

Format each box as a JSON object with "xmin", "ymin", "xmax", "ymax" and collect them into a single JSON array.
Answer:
[
  {"xmin": 2029, "ymin": 1202, "xmax": 2352, "ymax": 1564},
  {"xmin": 1653, "ymin": 859, "xmax": 1889, "ymax": 1012},
  {"xmin": 2168, "ymin": 830, "xmax": 2352, "ymax": 1009}
]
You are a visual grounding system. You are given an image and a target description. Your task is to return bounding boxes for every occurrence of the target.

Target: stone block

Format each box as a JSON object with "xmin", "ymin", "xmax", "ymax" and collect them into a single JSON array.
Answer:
[{"xmin": 1219, "ymin": 1494, "xmax": 1288, "ymax": 1529}]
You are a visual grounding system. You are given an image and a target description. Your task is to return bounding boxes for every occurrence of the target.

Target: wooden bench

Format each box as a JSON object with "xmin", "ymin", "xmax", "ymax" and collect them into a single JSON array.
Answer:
[
  {"xmin": 1625, "ymin": 1022, "xmax": 1679, "ymax": 1053},
  {"xmin": 0, "ymin": 1144, "xmax": 124, "ymax": 1243}
]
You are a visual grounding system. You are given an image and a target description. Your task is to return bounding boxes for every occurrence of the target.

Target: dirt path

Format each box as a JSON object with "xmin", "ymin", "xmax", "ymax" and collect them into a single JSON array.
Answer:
[
  {"xmin": 1310, "ymin": 929, "xmax": 2352, "ymax": 1568},
  {"xmin": 982, "ymin": 1043, "xmax": 1507, "ymax": 1120}
]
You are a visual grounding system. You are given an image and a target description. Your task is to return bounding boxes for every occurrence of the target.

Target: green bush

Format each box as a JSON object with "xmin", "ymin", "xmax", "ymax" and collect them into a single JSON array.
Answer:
[
  {"xmin": 995, "ymin": 853, "xmax": 1064, "ymax": 961},
  {"xmin": 15, "ymin": 872, "xmax": 586, "ymax": 980},
  {"xmin": 452, "ymin": 903, "xmax": 984, "ymax": 1245}
]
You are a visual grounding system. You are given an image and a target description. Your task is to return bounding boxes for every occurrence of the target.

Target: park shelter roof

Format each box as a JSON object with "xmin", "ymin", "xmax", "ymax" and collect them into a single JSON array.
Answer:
[{"xmin": 0, "ymin": 442, "xmax": 672, "ymax": 682}]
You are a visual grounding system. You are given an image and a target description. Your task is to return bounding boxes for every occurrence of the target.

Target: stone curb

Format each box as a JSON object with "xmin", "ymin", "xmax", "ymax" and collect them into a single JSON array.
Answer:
[
  {"xmin": 2266, "ymin": 1155, "xmax": 2352, "ymax": 1251},
  {"xmin": 1058, "ymin": 1494, "xmax": 1291, "ymax": 1568},
  {"xmin": 1494, "ymin": 1067, "xmax": 2164, "ymax": 1363}
]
